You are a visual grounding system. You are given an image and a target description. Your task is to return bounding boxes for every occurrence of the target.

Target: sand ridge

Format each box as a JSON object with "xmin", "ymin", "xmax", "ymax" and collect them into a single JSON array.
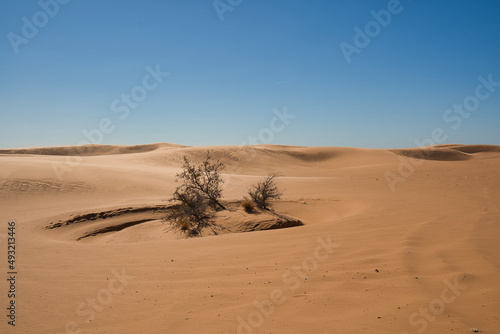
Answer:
[{"xmin": 41, "ymin": 202, "xmax": 304, "ymax": 243}]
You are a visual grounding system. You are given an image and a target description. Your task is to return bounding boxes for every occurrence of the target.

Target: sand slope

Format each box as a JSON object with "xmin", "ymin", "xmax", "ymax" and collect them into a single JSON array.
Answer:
[{"xmin": 0, "ymin": 143, "xmax": 499, "ymax": 333}]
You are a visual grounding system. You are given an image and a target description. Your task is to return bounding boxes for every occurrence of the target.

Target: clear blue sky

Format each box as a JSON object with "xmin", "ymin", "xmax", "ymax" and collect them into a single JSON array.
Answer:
[{"xmin": 1, "ymin": 0, "xmax": 499, "ymax": 149}]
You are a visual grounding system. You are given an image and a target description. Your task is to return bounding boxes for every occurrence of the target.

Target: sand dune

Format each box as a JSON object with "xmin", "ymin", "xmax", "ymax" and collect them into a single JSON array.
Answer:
[
  {"xmin": 1, "ymin": 143, "xmax": 499, "ymax": 333},
  {"xmin": 391, "ymin": 144, "xmax": 500, "ymax": 162},
  {"xmin": 390, "ymin": 147, "xmax": 472, "ymax": 161},
  {"xmin": 0, "ymin": 142, "xmax": 183, "ymax": 156},
  {"xmin": 434, "ymin": 144, "xmax": 500, "ymax": 153}
]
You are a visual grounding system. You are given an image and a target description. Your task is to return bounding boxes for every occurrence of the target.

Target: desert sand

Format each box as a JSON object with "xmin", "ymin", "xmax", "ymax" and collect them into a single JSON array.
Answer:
[{"xmin": 0, "ymin": 143, "xmax": 499, "ymax": 333}]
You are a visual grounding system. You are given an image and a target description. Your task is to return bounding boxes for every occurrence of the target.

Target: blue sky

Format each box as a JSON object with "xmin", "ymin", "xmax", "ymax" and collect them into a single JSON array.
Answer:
[{"xmin": 1, "ymin": 0, "xmax": 499, "ymax": 149}]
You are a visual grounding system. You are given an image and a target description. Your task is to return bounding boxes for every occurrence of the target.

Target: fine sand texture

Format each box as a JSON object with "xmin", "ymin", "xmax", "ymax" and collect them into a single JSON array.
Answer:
[{"xmin": 0, "ymin": 143, "xmax": 499, "ymax": 333}]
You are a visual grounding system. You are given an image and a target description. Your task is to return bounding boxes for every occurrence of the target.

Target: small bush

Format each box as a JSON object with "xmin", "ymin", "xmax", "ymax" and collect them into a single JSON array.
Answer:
[
  {"xmin": 241, "ymin": 199, "xmax": 256, "ymax": 213},
  {"xmin": 167, "ymin": 188, "xmax": 210, "ymax": 236},
  {"xmin": 174, "ymin": 152, "xmax": 226, "ymax": 211},
  {"xmin": 167, "ymin": 151, "xmax": 226, "ymax": 236},
  {"xmin": 178, "ymin": 217, "xmax": 190, "ymax": 231},
  {"xmin": 248, "ymin": 173, "xmax": 283, "ymax": 210}
]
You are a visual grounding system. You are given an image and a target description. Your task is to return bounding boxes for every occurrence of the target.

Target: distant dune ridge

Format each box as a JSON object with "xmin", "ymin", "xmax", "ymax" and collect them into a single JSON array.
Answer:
[
  {"xmin": 390, "ymin": 144, "xmax": 500, "ymax": 161},
  {"xmin": 0, "ymin": 143, "xmax": 499, "ymax": 333},
  {"xmin": 2, "ymin": 142, "xmax": 498, "ymax": 158},
  {"xmin": 0, "ymin": 142, "xmax": 185, "ymax": 156}
]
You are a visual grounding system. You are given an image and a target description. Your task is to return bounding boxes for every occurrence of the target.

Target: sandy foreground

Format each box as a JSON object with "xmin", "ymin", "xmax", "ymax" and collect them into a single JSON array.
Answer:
[{"xmin": 0, "ymin": 143, "xmax": 499, "ymax": 334}]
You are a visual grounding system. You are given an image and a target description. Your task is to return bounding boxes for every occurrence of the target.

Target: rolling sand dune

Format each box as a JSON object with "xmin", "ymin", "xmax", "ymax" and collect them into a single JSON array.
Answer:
[
  {"xmin": 390, "ymin": 148, "xmax": 473, "ymax": 161},
  {"xmin": 0, "ymin": 143, "xmax": 188, "ymax": 157},
  {"xmin": 0, "ymin": 143, "xmax": 499, "ymax": 333},
  {"xmin": 391, "ymin": 145, "xmax": 500, "ymax": 162}
]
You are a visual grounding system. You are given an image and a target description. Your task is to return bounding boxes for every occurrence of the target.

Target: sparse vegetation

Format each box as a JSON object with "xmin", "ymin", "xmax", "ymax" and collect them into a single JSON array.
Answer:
[
  {"xmin": 175, "ymin": 152, "xmax": 226, "ymax": 210},
  {"xmin": 178, "ymin": 217, "xmax": 190, "ymax": 231},
  {"xmin": 167, "ymin": 187, "xmax": 210, "ymax": 236},
  {"xmin": 248, "ymin": 173, "xmax": 283, "ymax": 210},
  {"xmin": 168, "ymin": 152, "xmax": 225, "ymax": 236},
  {"xmin": 168, "ymin": 153, "xmax": 285, "ymax": 236},
  {"xmin": 241, "ymin": 198, "xmax": 256, "ymax": 213}
]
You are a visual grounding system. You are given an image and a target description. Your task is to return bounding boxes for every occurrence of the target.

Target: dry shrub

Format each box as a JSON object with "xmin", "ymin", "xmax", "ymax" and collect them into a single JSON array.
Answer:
[
  {"xmin": 177, "ymin": 217, "xmax": 190, "ymax": 231},
  {"xmin": 167, "ymin": 151, "xmax": 226, "ymax": 236},
  {"xmin": 241, "ymin": 199, "xmax": 256, "ymax": 213},
  {"xmin": 248, "ymin": 173, "xmax": 283, "ymax": 210}
]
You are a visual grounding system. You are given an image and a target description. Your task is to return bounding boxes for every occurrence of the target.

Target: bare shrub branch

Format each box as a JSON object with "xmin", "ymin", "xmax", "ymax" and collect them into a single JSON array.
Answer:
[
  {"xmin": 167, "ymin": 151, "xmax": 226, "ymax": 236},
  {"xmin": 175, "ymin": 151, "xmax": 226, "ymax": 210},
  {"xmin": 248, "ymin": 173, "xmax": 283, "ymax": 210},
  {"xmin": 167, "ymin": 188, "xmax": 210, "ymax": 236}
]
